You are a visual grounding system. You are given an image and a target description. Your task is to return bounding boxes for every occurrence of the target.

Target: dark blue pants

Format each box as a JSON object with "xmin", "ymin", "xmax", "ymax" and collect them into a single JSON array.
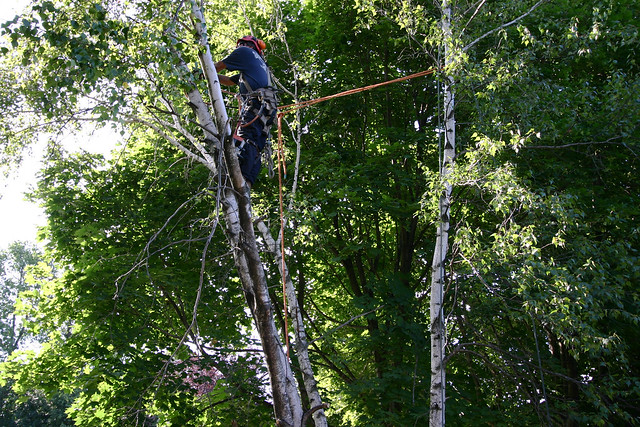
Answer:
[
  {"xmin": 235, "ymin": 116, "xmax": 266, "ymax": 185},
  {"xmin": 236, "ymin": 139, "xmax": 261, "ymax": 185}
]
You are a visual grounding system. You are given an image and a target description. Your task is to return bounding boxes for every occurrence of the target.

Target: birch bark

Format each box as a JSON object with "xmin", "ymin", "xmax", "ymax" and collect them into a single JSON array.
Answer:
[
  {"xmin": 430, "ymin": 1, "xmax": 455, "ymax": 426},
  {"xmin": 220, "ymin": 143, "xmax": 303, "ymax": 425},
  {"xmin": 256, "ymin": 219, "xmax": 329, "ymax": 427},
  {"xmin": 189, "ymin": 1, "xmax": 231, "ymax": 137}
]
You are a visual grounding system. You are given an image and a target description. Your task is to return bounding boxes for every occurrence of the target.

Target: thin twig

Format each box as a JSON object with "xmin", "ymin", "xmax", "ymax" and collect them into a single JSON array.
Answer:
[
  {"xmin": 309, "ymin": 305, "xmax": 385, "ymax": 345},
  {"xmin": 463, "ymin": 0, "xmax": 548, "ymax": 52}
]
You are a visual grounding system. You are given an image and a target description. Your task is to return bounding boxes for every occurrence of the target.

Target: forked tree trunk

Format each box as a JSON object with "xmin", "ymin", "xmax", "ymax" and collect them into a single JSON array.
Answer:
[
  {"xmin": 186, "ymin": 2, "xmax": 327, "ymax": 426},
  {"xmin": 256, "ymin": 220, "xmax": 328, "ymax": 427},
  {"xmin": 430, "ymin": 1, "xmax": 455, "ymax": 426},
  {"xmin": 220, "ymin": 147, "xmax": 304, "ymax": 426}
]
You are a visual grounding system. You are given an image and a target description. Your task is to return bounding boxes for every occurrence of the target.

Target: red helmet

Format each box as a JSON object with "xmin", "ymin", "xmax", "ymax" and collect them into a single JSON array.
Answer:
[{"xmin": 237, "ymin": 35, "xmax": 266, "ymax": 55}]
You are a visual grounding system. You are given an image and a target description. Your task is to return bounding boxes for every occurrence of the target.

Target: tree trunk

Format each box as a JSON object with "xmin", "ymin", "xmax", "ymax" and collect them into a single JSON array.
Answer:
[
  {"xmin": 220, "ymin": 150, "xmax": 303, "ymax": 426},
  {"xmin": 257, "ymin": 220, "xmax": 329, "ymax": 427},
  {"xmin": 186, "ymin": 2, "xmax": 327, "ymax": 425},
  {"xmin": 189, "ymin": 1, "xmax": 231, "ymax": 137},
  {"xmin": 430, "ymin": 1, "xmax": 455, "ymax": 426}
]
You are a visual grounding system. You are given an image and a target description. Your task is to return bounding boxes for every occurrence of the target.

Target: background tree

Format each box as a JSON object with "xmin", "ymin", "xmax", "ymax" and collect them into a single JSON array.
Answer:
[
  {"xmin": 0, "ymin": 0, "xmax": 638, "ymax": 426},
  {"xmin": 0, "ymin": 381, "xmax": 75, "ymax": 427},
  {"xmin": 277, "ymin": 0, "xmax": 639, "ymax": 424},
  {"xmin": 0, "ymin": 241, "xmax": 75, "ymax": 425},
  {"xmin": 0, "ymin": 241, "xmax": 42, "ymax": 360},
  {"xmin": 424, "ymin": 0, "xmax": 640, "ymax": 425}
]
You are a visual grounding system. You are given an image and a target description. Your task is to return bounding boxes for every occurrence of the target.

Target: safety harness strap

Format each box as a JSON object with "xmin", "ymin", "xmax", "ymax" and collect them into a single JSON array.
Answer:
[{"xmin": 237, "ymin": 68, "xmax": 279, "ymax": 135}]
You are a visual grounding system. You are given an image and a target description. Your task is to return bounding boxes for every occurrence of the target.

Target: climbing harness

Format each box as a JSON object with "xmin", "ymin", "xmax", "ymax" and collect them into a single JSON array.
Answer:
[{"xmin": 232, "ymin": 68, "xmax": 280, "ymax": 178}]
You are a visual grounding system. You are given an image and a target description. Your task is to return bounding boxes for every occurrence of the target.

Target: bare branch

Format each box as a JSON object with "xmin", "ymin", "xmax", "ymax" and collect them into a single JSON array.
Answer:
[
  {"xmin": 146, "ymin": 105, "xmax": 217, "ymax": 165},
  {"xmin": 114, "ymin": 189, "xmax": 210, "ymax": 295},
  {"xmin": 447, "ymin": 341, "xmax": 585, "ymax": 387},
  {"xmin": 462, "ymin": 0, "xmax": 548, "ymax": 52},
  {"xmin": 301, "ymin": 403, "xmax": 330, "ymax": 426},
  {"xmin": 121, "ymin": 115, "xmax": 213, "ymax": 170},
  {"xmin": 526, "ymin": 136, "xmax": 638, "ymax": 157},
  {"xmin": 462, "ymin": 0, "xmax": 487, "ymax": 34}
]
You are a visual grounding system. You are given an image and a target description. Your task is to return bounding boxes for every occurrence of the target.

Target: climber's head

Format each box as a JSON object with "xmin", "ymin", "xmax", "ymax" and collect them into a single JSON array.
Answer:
[{"xmin": 237, "ymin": 35, "xmax": 266, "ymax": 56}]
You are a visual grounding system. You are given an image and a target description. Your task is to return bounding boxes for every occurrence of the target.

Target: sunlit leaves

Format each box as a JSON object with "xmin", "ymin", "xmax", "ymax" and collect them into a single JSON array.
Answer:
[
  {"xmin": 440, "ymin": 1, "xmax": 640, "ymax": 424},
  {"xmin": 0, "ymin": 0, "xmax": 638, "ymax": 425}
]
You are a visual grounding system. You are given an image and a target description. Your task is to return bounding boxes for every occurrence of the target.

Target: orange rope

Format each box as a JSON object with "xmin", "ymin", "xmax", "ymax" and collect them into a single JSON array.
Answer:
[
  {"xmin": 278, "ymin": 68, "xmax": 438, "ymax": 116},
  {"xmin": 273, "ymin": 68, "xmax": 437, "ymax": 359}
]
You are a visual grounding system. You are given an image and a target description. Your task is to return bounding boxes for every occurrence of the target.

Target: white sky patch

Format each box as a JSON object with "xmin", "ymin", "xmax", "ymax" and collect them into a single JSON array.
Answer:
[
  {"xmin": 0, "ymin": 141, "xmax": 47, "ymax": 246},
  {"xmin": 0, "ymin": 0, "xmax": 40, "ymax": 248},
  {"xmin": 0, "ymin": 2, "xmax": 122, "ymax": 249}
]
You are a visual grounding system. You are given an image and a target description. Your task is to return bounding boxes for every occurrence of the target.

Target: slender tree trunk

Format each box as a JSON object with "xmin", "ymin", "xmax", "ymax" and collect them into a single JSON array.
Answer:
[
  {"xmin": 189, "ymin": 1, "xmax": 230, "ymax": 137},
  {"xmin": 430, "ymin": 1, "xmax": 455, "ymax": 426},
  {"xmin": 220, "ymin": 151, "xmax": 303, "ymax": 426}
]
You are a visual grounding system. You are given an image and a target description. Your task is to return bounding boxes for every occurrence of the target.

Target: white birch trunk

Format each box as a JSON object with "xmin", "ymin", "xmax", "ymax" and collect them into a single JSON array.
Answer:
[
  {"xmin": 184, "ymin": 2, "xmax": 326, "ymax": 425},
  {"xmin": 220, "ymin": 139, "xmax": 303, "ymax": 426},
  {"xmin": 189, "ymin": 1, "xmax": 231, "ymax": 137},
  {"xmin": 430, "ymin": 1, "xmax": 455, "ymax": 426}
]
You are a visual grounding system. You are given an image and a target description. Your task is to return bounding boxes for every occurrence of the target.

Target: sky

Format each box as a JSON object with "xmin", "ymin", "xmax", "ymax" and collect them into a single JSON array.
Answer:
[
  {"xmin": 0, "ymin": 146, "xmax": 46, "ymax": 248},
  {"xmin": 0, "ymin": 1, "xmax": 117, "ymax": 250},
  {"xmin": 0, "ymin": 1, "xmax": 41, "ymax": 249}
]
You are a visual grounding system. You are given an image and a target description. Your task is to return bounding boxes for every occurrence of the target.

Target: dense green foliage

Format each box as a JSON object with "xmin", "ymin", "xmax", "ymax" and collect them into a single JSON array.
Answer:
[
  {"xmin": 0, "ymin": 379, "xmax": 75, "ymax": 427},
  {"xmin": 3, "ymin": 143, "xmax": 274, "ymax": 425},
  {"xmin": 445, "ymin": 1, "xmax": 640, "ymax": 424},
  {"xmin": 0, "ymin": 0, "xmax": 638, "ymax": 425},
  {"xmin": 0, "ymin": 242, "xmax": 75, "ymax": 424}
]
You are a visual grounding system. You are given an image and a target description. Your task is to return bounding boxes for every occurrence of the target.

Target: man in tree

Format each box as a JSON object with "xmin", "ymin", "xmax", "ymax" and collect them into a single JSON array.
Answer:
[{"xmin": 215, "ymin": 35, "xmax": 277, "ymax": 188}]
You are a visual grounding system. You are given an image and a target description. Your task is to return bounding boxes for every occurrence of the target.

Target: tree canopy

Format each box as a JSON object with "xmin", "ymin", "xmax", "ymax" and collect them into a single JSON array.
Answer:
[{"xmin": 0, "ymin": 0, "xmax": 638, "ymax": 425}]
